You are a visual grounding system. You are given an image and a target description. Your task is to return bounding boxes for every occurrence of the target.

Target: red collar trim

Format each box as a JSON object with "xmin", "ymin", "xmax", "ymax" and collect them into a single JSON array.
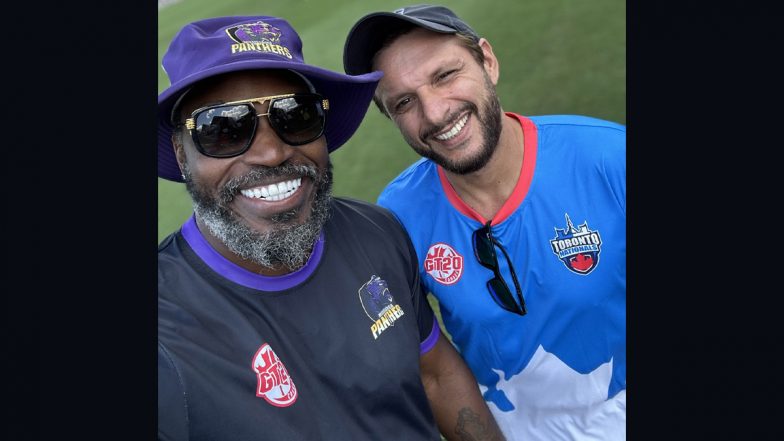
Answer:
[{"xmin": 437, "ymin": 113, "xmax": 537, "ymax": 226}]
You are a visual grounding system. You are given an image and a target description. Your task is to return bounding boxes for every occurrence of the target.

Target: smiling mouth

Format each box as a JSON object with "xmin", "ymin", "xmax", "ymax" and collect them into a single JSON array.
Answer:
[
  {"xmin": 434, "ymin": 114, "xmax": 469, "ymax": 141},
  {"xmin": 239, "ymin": 178, "xmax": 302, "ymax": 202}
]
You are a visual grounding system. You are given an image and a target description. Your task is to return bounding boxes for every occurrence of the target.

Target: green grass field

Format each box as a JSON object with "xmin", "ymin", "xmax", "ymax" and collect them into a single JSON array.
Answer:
[{"xmin": 158, "ymin": 0, "xmax": 625, "ymax": 242}]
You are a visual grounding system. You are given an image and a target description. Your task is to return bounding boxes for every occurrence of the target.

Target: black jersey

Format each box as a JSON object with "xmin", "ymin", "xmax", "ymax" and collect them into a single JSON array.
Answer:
[{"xmin": 158, "ymin": 198, "xmax": 442, "ymax": 441}]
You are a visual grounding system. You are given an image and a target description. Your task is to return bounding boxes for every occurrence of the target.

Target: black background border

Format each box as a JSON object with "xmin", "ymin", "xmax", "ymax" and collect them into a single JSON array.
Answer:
[{"xmin": 4, "ymin": 2, "xmax": 782, "ymax": 439}]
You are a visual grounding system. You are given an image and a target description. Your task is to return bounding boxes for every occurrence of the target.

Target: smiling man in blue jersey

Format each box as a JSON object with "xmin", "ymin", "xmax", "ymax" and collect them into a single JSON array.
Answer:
[
  {"xmin": 157, "ymin": 15, "xmax": 504, "ymax": 441},
  {"xmin": 343, "ymin": 4, "xmax": 626, "ymax": 440}
]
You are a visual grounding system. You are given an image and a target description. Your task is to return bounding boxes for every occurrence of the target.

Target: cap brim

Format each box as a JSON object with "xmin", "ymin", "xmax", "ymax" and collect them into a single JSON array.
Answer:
[
  {"xmin": 158, "ymin": 59, "xmax": 382, "ymax": 182},
  {"xmin": 343, "ymin": 12, "xmax": 457, "ymax": 75}
]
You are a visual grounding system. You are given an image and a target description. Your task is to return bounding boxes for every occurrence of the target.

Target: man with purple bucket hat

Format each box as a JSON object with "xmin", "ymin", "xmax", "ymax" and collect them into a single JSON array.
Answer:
[{"xmin": 157, "ymin": 15, "xmax": 504, "ymax": 441}]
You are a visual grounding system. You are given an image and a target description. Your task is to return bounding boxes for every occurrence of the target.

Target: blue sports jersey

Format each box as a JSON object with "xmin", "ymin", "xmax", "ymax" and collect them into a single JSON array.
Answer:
[{"xmin": 378, "ymin": 114, "xmax": 626, "ymax": 440}]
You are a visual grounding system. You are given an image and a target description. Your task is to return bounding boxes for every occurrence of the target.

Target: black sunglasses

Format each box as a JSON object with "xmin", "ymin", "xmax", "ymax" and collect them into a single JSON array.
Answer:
[
  {"xmin": 181, "ymin": 93, "xmax": 329, "ymax": 158},
  {"xmin": 472, "ymin": 221, "xmax": 527, "ymax": 316}
]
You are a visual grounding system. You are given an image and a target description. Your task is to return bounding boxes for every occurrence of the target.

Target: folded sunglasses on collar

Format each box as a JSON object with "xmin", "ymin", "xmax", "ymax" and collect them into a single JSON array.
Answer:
[{"xmin": 473, "ymin": 221, "xmax": 527, "ymax": 316}]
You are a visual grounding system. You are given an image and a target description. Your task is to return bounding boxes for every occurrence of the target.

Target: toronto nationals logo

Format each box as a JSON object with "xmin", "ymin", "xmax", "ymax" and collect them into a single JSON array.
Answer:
[{"xmin": 550, "ymin": 213, "xmax": 602, "ymax": 275}]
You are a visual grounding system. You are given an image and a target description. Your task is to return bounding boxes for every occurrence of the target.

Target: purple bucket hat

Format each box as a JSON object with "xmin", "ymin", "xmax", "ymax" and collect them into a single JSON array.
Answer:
[{"xmin": 158, "ymin": 16, "xmax": 383, "ymax": 182}]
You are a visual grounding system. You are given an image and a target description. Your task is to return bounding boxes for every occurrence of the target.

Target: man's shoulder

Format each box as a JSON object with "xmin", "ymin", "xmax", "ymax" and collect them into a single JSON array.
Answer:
[
  {"xmin": 332, "ymin": 196, "xmax": 386, "ymax": 212},
  {"xmin": 328, "ymin": 197, "xmax": 412, "ymax": 245},
  {"xmin": 158, "ymin": 232, "xmax": 177, "ymax": 253},
  {"xmin": 530, "ymin": 114, "xmax": 626, "ymax": 161},
  {"xmin": 158, "ymin": 232, "xmax": 194, "ymax": 285},
  {"xmin": 529, "ymin": 114, "xmax": 626, "ymax": 133},
  {"xmin": 158, "ymin": 231, "xmax": 189, "ymax": 264},
  {"xmin": 330, "ymin": 197, "xmax": 398, "ymax": 226},
  {"xmin": 377, "ymin": 158, "xmax": 439, "ymax": 207}
]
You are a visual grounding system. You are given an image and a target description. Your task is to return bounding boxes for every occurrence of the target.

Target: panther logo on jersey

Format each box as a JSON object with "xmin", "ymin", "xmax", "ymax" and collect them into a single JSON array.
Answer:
[
  {"xmin": 424, "ymin": 243, "xmax": 464, "ymax": 285},
  {"xmin": 252, "ymin": 343, "xmax": 297, "ymax": 407},
  {"xmin": 358, "ymin": 275, "xmax": 405, "ymax": 340},
  {"xmin": 550, "ymin": 213, "xmax": 602, "ymax": 275}
]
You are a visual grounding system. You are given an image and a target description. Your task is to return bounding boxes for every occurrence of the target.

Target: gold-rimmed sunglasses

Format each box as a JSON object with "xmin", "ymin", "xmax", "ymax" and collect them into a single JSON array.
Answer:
[{"xmin": 180, "ymin": 93, "xmax": 329, "ymax": 158}]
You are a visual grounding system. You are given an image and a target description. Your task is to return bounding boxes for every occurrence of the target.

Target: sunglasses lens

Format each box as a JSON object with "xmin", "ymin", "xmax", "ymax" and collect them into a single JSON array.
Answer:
[
  {"xmin": 473, "ymin": 227, "xmax": 497, "ymax": 268},
  {"xmin": 487, "ymin": 278, "xmax": 521, "ymax": 314},
  {"xmin": 193, "ymin": 104, "xmax": 256, "ymax": 157},
  {"xmin": 268, "ymin": 95, "xmax": 326, "ymax": 145}
]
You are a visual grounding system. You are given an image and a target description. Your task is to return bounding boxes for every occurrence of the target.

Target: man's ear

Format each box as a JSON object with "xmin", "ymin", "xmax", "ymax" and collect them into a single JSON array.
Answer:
[
  {"xmin": 478, "ymin": 38, "xmax": 500, "ymax": 85},
  {"xmin": 172, "ymin": 131, "xmax": 187, "ymax": 175}
]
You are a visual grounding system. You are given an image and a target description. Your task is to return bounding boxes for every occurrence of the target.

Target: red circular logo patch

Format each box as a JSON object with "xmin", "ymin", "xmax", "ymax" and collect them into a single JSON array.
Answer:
[
  {"xmin": 252, "ymin": 343, "xmax": 297, "ymax": 407},
  {"xmin": 424, "ymin": 243, "xmax": 464, "ymax": 285}
]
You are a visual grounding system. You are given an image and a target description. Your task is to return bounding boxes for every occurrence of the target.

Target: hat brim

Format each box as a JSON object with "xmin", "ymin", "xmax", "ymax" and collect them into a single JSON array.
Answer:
[
  {"xmin": 343, "ymin": 12, "xmax": 458, "ymax": 76},
  {"xmin": 158, "ymin": 59, "xmax": 382, "ymax": 182}
]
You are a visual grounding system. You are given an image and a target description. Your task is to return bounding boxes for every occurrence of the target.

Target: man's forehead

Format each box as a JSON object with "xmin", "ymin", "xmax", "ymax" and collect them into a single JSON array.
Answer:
[
  {"xmin": 376, "ymin": 28, "xmax": 459, "ymax": 59},
  {"xmin": 375, "ymin": 50, "xmax": 466, "ymax": 101},
  {"xmin": 375, "ymin": 31, "xmax": 466, "ymax": 74}
]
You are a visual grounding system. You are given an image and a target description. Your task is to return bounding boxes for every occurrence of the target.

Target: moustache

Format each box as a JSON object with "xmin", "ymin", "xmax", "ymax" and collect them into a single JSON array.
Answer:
[
  {"xmin": 420, "ymin": 102, "xmax": 477, "ymax": 141},
  {"xmin": 219, "ymin": 163, "xmax": 320, "ymax": 204}
]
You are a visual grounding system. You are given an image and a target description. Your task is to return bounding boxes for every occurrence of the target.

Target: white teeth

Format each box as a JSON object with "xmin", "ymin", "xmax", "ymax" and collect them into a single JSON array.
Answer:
[
  {"xmin": 435, "ymin": 115, "xmax": 468, "ymax": 141},
  {"xmin": 240, "ymin": 178, "xmax": 303, "ymax": 201}
]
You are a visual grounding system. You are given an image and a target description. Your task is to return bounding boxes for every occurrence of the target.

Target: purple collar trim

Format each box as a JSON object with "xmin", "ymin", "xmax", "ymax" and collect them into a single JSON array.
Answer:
[{"xmin": 181, "ymin": 215, "xmax": 324, "ymax": 291}]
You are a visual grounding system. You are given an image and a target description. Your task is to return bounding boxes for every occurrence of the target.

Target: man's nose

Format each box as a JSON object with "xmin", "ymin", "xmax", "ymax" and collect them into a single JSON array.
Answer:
[
  {"xmin": 417, "ymin": 87, "xmax": 452, "ymax": 125},
  {"xmin": 241, "ymin": 114, "xmax": 295, "ymax": 167}
]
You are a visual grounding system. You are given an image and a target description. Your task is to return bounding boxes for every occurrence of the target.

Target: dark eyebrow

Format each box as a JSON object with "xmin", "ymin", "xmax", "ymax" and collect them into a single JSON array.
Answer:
[{"xmin": 433, "ymin": 58, "xmax": 465, "ymax": 79}]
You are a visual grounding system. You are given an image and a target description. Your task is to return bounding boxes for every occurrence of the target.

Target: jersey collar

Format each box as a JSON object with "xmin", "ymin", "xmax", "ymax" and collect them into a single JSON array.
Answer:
[
  {"xmin": 181, "ymin": 215, "xmax": 324, "ymax": 291},
  {"xmin": 437, "ymin": 112, "xmax": 538, "ymax": 226}
]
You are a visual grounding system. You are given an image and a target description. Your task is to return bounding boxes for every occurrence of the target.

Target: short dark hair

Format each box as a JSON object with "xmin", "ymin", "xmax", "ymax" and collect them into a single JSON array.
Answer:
[{"xmin": 371, "ymin": 31, "xmax": 486, "ymax": 118}]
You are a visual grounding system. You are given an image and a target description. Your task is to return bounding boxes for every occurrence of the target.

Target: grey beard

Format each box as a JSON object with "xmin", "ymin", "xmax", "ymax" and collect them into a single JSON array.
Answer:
[
  {"xmin": 406, "ymin": 72, "xmax": 503, "ymax": 175},
  {"xmin": 184, "ymin": 162, "xmax": 333, "ymax": 272}
]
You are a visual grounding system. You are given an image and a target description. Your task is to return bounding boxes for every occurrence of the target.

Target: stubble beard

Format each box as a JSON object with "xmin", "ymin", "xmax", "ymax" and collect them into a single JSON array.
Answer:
[
  {"xmin": 404, "ymin": 72, "xmax": 503, "ymax": 175},
  {"xmin": 183, "ymin": 162, "xmax": 333, "ymax": 272}
]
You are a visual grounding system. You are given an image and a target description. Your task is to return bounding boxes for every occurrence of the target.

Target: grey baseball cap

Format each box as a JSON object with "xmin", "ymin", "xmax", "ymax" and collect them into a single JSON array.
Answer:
[{"xmin": 343, "ymin": 4, "xmax": 479, "ymax": 75}]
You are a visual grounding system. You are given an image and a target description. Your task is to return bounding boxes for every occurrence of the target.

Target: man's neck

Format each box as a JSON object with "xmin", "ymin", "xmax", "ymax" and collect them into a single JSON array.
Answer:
[{"xmin": 442, "ymin": 113, "xmax": 524, "ymax": 222}]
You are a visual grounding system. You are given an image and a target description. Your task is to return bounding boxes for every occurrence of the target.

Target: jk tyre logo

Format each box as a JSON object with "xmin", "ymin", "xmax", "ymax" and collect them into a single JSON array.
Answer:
[{"xmin": 424, "ymin": 243, "xmax": 464, "ymax": 285}]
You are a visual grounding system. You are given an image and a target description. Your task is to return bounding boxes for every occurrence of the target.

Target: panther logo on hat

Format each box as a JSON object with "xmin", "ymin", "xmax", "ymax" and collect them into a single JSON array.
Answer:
[
  {"xmin": 226, "ymin": 20, "xmax": 282, "ymax": 44},
  {"xmin": 224, "ymin": 20, "xmax": 292, "ymax": 58}
]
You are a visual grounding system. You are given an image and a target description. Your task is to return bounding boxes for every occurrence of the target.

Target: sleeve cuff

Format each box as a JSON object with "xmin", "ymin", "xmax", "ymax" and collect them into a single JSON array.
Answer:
[{"xmin": 419, "ymin": 318, "xmax": 440, "ymax": 355}]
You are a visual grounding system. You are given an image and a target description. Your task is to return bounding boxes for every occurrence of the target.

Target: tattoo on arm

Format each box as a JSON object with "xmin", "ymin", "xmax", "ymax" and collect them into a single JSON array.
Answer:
[{"xmin": 454, "ymin": 407, "xmax": 504, "ymax": 441}]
